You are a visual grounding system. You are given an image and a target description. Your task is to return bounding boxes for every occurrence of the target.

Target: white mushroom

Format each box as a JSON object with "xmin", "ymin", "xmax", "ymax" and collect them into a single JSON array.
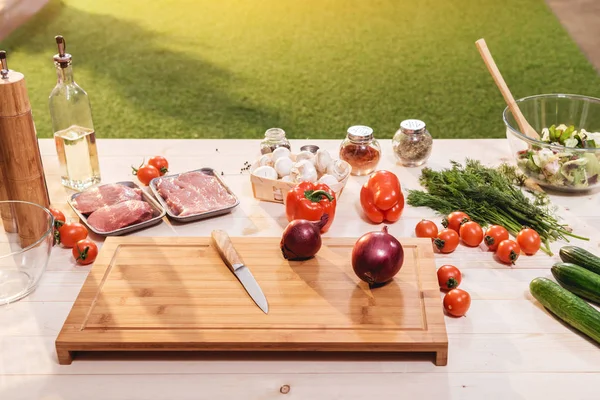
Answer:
[
  {"xmin": 272, "ymin": 147, "xmax": 291, "ymax": 163},
  {"xmin": 257, "ymin": 154, "xmax": 274, "ymax": 168},
  {"xmin": 318, "ymin": 174, "xmax": 339, "ymax": 187},
  {"xmin": 327, "ymin": 160, "xmax": 351, "ymax": 181},
  {"xmin": 290, "ymin": 160, "xmax": 318, "ymax": 183},
  {"xmin": 280, "ymin": 175, "xmax": 294, "ymax": 182},
  {"xmin": 315, "ymin": 149, "xmax": 332, "ymax": 174},
  {"xmin": 295, "ymin": 150, "xmax": 316, "ymax": 166},
  {"xmin": 274, "ymin": 157, "xmax": 294, "ymax": 178},
  {"xmin": 252, "ymin": 165, "xmax": 278, "ymax": 180}
]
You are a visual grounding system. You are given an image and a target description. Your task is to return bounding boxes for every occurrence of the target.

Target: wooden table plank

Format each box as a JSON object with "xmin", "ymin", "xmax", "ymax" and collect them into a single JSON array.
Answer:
[{"xmin": 2, "ymin": 372, "xmax": 600, "ymax": 400}]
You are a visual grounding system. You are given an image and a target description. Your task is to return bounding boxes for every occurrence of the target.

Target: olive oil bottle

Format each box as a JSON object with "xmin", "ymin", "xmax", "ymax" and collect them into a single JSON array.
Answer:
[{"xmin": 49, "ymin": 35, "xmax": 101, "ymax": 191}]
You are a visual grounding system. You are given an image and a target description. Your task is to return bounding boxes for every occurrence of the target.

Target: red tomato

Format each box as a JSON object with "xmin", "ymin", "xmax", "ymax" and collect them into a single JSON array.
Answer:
[
  {"xmin": 484, "ymin": 225, "xmax": 509, "ymax": 251},
  {"xmin": 496, "ymin": 239, "xmax": 521, "ymax": 265},
  {"xmin": 443, "ymin": 289, "xmax": 471, "ymax": 317},
  {"xmin": 133, "ymin": 164, "xmax": 160, "ymax": 185},
  {"xmin": 459, "ymin": 221, "xmax": 484, "ymax": 247},
  {"xmin": 148, "ymin": 156, "xmax": 169, "ymax": 176},
  {"xmin": 437, "ymin": 265, "xmax": 462, "ymax": 290},
  {"xmin": 415, "ymin": 219, "xmax": 439, "ymax": 239},
  {"xmin": 443, "ymin": 211, "xmax": 471, "ymax": 233},
  {"xmin": 517, "ymin": 228, "xmax": 541, "ymax": 255},
  {"xmin": 58, "ymin": 222, "xmax": 88, "ymax": 248},
  {"xmin": 49, "ymin": 207, "xmax": 66, "ymax": 227},
  {"xmin": 72, "ymin": 239, "xmax": 98, "ymax": 265},
  {"xmin": 434, "ymin": 229, "xmax": 459, "ymax": 254},
  {"xmin": 49, "ymin": 207, "xmax": 66, "ymax": 246}
]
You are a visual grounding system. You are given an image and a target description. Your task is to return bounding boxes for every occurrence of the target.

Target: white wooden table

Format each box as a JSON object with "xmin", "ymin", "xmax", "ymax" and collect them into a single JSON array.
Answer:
[{"xmin": 1, "ymin": 139, "xmax": 599, "ymax": 400}]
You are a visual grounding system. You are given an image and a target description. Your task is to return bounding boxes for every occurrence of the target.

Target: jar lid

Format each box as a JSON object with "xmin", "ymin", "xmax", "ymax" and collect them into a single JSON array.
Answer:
[
  {"xmin": 400, "ymin": 119, "xmax": 426, "ymax": 134},
  {"xmin": 347, "ymin": 125, "xmax": 373, "ymax": 141},
  {"xmin": 300, "ymin": 145, "xmax": 319, "ymax": 153},
  {"xmin": 265, "ymin": 127, "xmax": 285, "ymax": 138}
]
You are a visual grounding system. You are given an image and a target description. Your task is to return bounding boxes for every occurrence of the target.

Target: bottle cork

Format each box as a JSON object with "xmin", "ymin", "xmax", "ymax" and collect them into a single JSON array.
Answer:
[{"xmin": 0, "ymin": 51, "xmax": 51, "ymax": 247}]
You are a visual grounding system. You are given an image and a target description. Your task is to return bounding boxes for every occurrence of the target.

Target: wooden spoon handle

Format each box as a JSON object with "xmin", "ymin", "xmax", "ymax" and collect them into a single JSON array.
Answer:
[{"xmin": 475, "ymin": 39, "xmax": 540, "ymax": 140}]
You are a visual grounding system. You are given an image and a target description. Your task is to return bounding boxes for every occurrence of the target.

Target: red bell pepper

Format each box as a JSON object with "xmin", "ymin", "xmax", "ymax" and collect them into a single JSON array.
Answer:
[
  {"xmin": 360, "ymin": 170, "xmax": 404, "ymax": 223},
  {"xmin": 285, "ymin": 181, "xmax": 336, "ymax": 233}
]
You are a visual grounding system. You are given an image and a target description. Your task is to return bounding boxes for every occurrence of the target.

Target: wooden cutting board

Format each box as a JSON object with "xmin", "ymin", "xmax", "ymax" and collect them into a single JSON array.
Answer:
[{"xmin": 56, "ymin": 236, "xmax": 448, "ymax": 365}]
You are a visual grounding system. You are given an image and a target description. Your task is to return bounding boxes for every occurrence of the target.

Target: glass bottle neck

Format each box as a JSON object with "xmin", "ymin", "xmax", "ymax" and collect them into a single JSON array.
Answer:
[{"xmin": 56, "ymin": 64, "xmax": 75, "ymax": 84}]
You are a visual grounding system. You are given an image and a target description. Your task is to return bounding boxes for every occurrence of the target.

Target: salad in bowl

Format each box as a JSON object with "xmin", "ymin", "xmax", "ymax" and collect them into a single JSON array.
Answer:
[
  {"xmin": 516, "ymin": 124, "xmax": 600, "ymax": 188},
  {"xmin": 504, "ymin": 94, "xmax": 600, "ymax": 192}
]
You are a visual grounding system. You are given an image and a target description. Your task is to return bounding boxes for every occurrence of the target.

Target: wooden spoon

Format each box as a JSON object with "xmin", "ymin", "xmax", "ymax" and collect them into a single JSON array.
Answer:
[{"xmin": 475, "ymin": 38, "xmax": 540, "ymax": 141}]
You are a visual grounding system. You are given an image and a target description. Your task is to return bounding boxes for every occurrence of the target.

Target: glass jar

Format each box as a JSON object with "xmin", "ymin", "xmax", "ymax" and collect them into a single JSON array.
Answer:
[
  {"xmin": 260, "ymin": 128, "xmax": 291, "ymax": 154},
  {"xmin": 339, "ymin": 125, "xmax": 381, "ymax": 176},
  {"xmin": 392, "ymin": 119, "xmax": 433, "ymax": 167}
]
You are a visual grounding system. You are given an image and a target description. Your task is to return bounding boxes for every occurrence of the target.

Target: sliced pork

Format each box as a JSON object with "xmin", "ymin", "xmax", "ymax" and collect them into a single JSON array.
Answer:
[
  {"xmin": 73, "ymin": 183, "xmax": 143, "ymax": 214},
  {"xmin": 87, "ymin": 200, "xmax": 153, "ymax": 232},
  {"xmin": 156, "ymin": 171, "xmax": 236, "ymax": 216}
]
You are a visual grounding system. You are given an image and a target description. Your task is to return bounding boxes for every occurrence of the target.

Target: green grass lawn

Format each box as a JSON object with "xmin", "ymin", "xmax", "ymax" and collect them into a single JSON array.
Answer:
[{"xmin": 2, "ymin": 0, "xmax": 599, "ymax": 140}]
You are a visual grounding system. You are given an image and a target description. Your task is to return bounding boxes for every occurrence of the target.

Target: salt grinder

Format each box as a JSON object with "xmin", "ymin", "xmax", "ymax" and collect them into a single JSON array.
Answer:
[{"xmin": 0, "ymin": 50, "xmax": 51, "ymax": 246}]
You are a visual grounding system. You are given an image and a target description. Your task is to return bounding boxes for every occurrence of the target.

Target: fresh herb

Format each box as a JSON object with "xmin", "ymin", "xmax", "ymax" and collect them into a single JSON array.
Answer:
[{"xmin": 406, "ymin": 159, "xmax": 588, "ymax": 255}]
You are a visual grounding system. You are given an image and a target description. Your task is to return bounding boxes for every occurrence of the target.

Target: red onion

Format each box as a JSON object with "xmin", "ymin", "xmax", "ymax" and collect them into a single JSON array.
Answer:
[
  {"xmin": 281, "ymin": 214, "xmax": 328, "ymax": 260},
  {"xmin": 352, "ymin": 226, "xmax": 404, "ymax": 286}
]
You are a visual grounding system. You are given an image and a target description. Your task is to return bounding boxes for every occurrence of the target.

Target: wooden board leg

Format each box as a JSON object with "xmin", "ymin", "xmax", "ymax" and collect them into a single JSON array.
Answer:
[
  {"xmin": 56, "ymin": 348, "xmax": 73, "ymax": 365},
  {"xmin": 435, "ymin": 349, "xmax": 448, "ymax": 366}
]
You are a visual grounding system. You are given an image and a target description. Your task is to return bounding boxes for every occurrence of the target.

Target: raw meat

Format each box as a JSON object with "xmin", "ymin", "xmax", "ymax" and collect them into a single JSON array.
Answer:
[
  {"xmin": 73, "ymin": 183, "xmax": 143, "ymax": 214},
  {"xmin": 87, "ymin": 200, "xmax": 154, "ymax": 232},
  {"xmin": 156, "ymin": 171, "xmax": 236, "ymax": 216}
]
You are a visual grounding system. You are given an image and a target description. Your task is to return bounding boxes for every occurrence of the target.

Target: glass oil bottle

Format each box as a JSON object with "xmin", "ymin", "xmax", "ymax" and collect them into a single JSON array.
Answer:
[{"xmin": 49, "ymin": 35, "xmax": 101, "ymax": 191}]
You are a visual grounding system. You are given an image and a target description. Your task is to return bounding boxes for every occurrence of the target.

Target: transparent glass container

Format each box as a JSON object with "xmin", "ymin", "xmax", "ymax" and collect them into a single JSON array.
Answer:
[
  {"xmin": 260, "ymin": 128, "xmax": 291, "ymax": 154},
  {"xmin": 0, "ymin": 201, "xmax": 54, "ymax": 305},
  {"xmin": 504, "ymin": 93, "xmax": 600, "ymax": 193},
  {"xmin": 339, "ymin": 125, "xmax": 381, "ymax": 176},
  {"xmin": 49, "ymin": 36, "xmax": 101, "ymax": 191},
  {"xmin": 392, "ymin": 119, "xmax": 433, "ymax": 167}
]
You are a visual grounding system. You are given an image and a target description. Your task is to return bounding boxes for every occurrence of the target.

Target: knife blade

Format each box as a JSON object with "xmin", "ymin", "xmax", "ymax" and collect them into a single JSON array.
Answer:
[{"xmin": 210, "ymin": 230, "xmax": 269, "ymax": 314}]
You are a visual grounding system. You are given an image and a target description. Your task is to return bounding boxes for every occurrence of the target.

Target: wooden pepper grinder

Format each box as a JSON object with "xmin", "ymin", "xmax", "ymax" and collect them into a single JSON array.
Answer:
[{"xmin": 0, "ymin": 50, "xmax": 51, "ymax": 247}]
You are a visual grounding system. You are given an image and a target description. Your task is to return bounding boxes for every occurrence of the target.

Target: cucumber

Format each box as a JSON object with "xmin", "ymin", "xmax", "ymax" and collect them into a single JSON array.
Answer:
[
  {"xmin": 551, "ymin": 263, "xmax": 600, "ymax": 304},
  {"xmin": 529, "ymin": 277, "xmax": 600, "ymax": 344},
  {"xmin": 559, "ymin": 246, "xmax": 600, "ymax": 276}
]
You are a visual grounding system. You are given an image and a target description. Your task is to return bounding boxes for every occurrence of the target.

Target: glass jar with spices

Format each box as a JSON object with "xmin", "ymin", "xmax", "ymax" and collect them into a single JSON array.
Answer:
[
  {"xmin": 339, "ymin": 125, "xmax": 381, "ymax": 176},
  {"xmin": 260, "ymin": 127, "xmax": 291, "ymax": 154},
  {"xmin": 392, "ymin": 119, "xmax": 432, "ymax": 167}
]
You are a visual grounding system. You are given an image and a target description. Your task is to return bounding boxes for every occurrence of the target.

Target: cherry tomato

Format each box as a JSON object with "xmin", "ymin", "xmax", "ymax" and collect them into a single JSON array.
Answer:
[
  {"xmin": 415, "ymin": 219, "xmax": 438, "ymax": 239},
  {"xmin": 459, "ymin": 221, "xmax": 484, "ymax": 247},
  {"xmin": 517, "ymin": 228, "xmax": 541, "ymax": 255},
  {"xmin": 437, "ymin": 265, "xmax": 462, "ymax": 290},
  {"xmin": 49, "ymin": 207, "xmax": 66, "ymax": 245},
  {"xmin": 442, "ymin": 211, "xmax": 471, "ymax": 233},
  {"xmin": 72, "ymin": 239, "xmax": 98, "ymax": 265},
  {"xmin": 148, "ymin": 156, "xmax": 169, "ymax": 176},
  {"xmin": 496, "ymin": 239, "xmax": 521, "ymax": 265},
  {"xmin": 434, "ymin": 229, "xmax": 459, "ymax": 253},
  {"xmin": 443, "ymin": 289, "xmax": 471, "ymax": 317},
  {"xmin": 49, "ymin": 207, "xmax": 66, "ymax": 227},
  {"xmin": 484, "ymin": 225, "xmax": 509, "ymax": 251},
  {"xmin": 133, "ymin": 164, "xmax": 160, "ymax": 186},
  {"xmin": 58, "ymin": 222, "xmax": 88, "ymax": 248}
]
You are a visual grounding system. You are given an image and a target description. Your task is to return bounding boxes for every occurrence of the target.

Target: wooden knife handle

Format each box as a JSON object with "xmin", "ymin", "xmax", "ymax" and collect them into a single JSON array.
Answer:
[{"xmin": 211, "ymin": 230, "xmax": 244, "ymax": 271}]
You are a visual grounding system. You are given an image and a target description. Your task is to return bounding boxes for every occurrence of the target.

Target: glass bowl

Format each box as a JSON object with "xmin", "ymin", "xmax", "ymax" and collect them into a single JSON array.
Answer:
[
  {"xmin": 504, "ymin": 94, "xmax": 600, "ymax": 192},
  {"xmin": 0, "ymin": 201, "xmax": 54, "ymax": 305}
]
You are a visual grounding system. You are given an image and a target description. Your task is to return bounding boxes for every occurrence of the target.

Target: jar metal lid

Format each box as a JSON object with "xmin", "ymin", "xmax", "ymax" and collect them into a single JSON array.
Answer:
[
  {"xmin": 300, "ymin": 145, "xmax": 319, "ymax": 153},
  {"xmin": 400, "ymin": 119, "xmax": 426, "ymax": 134},
  {"xmin": 347, "ymin": 125, "xmax": 373, "ymax": 141}
]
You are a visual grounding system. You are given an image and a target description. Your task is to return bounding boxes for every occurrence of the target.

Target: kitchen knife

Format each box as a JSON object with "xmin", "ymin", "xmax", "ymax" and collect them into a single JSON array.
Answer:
[{"xmin": 211, "ymin": 230, "xmax": 269, "ymax": 314}]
